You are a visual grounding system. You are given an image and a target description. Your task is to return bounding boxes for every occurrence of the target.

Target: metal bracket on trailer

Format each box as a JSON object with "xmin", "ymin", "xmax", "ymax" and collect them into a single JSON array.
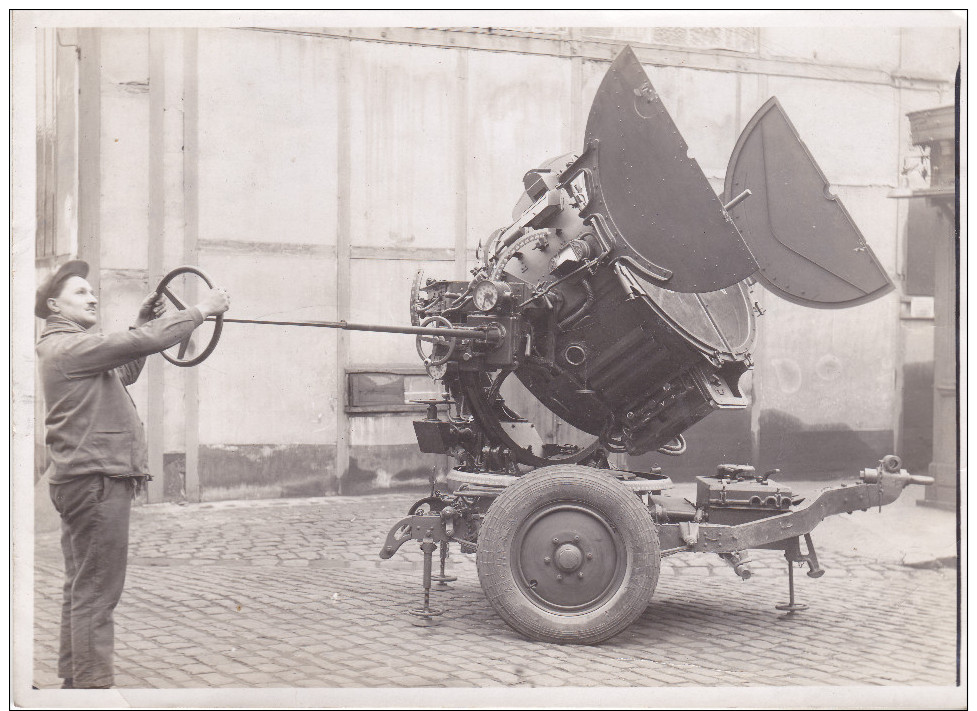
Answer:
[{"xmin": 379, "ymin": 514, "xmax": 450, "ymax": 560}]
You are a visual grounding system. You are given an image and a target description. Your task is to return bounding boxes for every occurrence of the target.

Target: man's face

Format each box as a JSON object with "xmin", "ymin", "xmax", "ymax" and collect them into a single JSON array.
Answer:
[{"xmin": 49, "ymin": 275, "xmax": 98, "ymax": 329}]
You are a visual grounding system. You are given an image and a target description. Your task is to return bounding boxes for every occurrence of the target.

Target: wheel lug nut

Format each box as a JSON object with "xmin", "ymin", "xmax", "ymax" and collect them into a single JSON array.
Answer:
[
  {"xmin": 552, "ymin": 538, "xmax": 559, "ymax": 544},
  {"xmin": 574, "ymin": 535, "xmax": 580, "ymax": 542},
  {"xmin": 577, "ymin": 572, "xmax": 584, "ymax": 579},
  {"xmin": 543, "ymin": 557, "xmax": 551, "ymax": 564},
  {"xmin": 556, "ymin": 574, "xmax": 563, "ymax": 581},
  {"xmin": 586, "ymin": 553, "xmax": 593, "ymax": 559}
]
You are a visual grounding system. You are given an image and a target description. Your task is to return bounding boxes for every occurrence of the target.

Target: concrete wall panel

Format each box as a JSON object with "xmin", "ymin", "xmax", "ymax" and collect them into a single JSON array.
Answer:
[
  {"xmin": 898, "ymin": 26, "xmax": 961, "ymax": 83},
  {"xmin": 347, "ymin": 42, "xmax": 461, "ymax": 251},
  {"xmin": 160, "ymin": 30, "xmax": 187, "ymax": 271},
  {"xmin": 757, "ymin": 290, "xmax": 897, "ymax": 431},
  {"xmin": 196, "ymin": 29, "xmax": 340, "ymax": 248},
  {"xmin": 54, "ymin": 36, "xmax": 80, "ymax": 258},
  {"xmin": 351, "ymin": 414, "xmax": 422, "ymax": 447},
  {"xmin": 466, "ymin": 50, "xmax": 571, "ymax": 250},
  {"xmin": 903, "ymin": 320, "xmax": 936, "ymax": 364},
  {"xmin": 736, "ymin": 73, "xmax": 769, "ymax": 133},
  {"xmin": 99, "ymin": 31, "xmax": 150, "ymax": 270},
  {"xmin": 758, "ymin": 27, "xmax": 900, "ymax": 72},
  {"xmin": 198, "ymin": 443, "xmax": 336, "ymax": 500},
  {"xmin": 100, "ymin": 28, "xmax": 150, "ymax": 84},
  {"xmin": 349, "ymin": 416, "xmax": 445, "ymax": 494},
  {"xmin": 196, "ymin": 250, "xmax": 338, "ymax": 445},
  {"xmin": 578, "ymin": 57, "xmax": 607, "ymax": 127}
]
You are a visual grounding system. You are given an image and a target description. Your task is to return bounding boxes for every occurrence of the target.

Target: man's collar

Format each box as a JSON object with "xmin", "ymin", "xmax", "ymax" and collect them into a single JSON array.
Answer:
[{"xmin": 41, "ymin": 314, "xmax": 93, "ymax": 336}]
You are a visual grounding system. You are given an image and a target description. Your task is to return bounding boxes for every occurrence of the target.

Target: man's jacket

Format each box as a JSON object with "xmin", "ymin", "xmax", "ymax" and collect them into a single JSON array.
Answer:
[{"xmin": 37, "ymin": 309, "xmax": 204, "ymax": 483}]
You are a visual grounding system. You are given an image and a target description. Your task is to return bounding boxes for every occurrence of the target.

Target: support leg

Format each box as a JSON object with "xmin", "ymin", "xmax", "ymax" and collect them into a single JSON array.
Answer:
[
  {"xmin": 408, "ymin": 538, "xmax": 444, "ymax": 625},
  {"xmin": 776, "ymin": 558, "xmax": 809, "ymax": 613}
]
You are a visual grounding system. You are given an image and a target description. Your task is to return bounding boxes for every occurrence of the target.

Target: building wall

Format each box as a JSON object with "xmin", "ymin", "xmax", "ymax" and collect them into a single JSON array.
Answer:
[{"xmin": 35, "ymin": 25, "xmax": 960, "ymax": 499}]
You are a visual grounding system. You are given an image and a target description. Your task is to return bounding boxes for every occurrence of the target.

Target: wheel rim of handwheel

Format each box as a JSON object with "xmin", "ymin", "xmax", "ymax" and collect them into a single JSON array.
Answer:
[
  {"xmin": 155, "ymin": 265, "xmax": 224, "ymax": 368},
  {"xmin": 514, "ymin": 503, "xmax": 626, "ymax": 612}
]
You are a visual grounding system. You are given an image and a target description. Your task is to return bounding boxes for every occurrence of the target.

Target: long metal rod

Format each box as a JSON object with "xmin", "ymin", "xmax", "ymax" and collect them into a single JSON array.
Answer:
[{"xmin": 209, "ymin": 316, "xmax": 495, "ymax": 342}]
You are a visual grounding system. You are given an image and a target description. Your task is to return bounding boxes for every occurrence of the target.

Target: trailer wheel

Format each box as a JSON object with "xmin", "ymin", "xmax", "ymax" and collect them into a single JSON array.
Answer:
[{"xmin": 476, "ymin": 465, "xmax": 660, "ymax": 645}]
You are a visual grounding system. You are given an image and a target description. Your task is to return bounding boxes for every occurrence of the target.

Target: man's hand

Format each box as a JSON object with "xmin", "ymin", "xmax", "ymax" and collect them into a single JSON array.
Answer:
[
  {"xmin": 134, "ymin": 292, "xmax": 166, "ymax": 327},
  {"xmin": 195, "ymin": 287, "xmax": 231, "ymax": 318}
]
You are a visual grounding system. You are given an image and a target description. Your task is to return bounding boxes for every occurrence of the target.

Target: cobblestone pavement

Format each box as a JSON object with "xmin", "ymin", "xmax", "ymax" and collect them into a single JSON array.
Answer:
[{"xmin": 30, "ymin": 488, "xmax": 960, "ymax": 698}]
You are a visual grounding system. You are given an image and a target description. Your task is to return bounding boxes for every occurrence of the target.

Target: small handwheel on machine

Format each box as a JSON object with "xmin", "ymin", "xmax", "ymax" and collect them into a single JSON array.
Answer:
[
  {"xmin": 154, "ymin": 265, "xmax": 224, "ymax": 367},
  {"xmin": 415, "ymin": 315, "xmax": 458, "ymax": 378},
  {"xmin": 476, "ymin": 465, "xmax": 660, "ymax": 645}
]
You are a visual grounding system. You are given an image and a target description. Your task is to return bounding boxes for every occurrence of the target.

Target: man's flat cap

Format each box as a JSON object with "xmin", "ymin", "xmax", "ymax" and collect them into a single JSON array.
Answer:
[{"xmin": 35, "ymin": 260, "xmax": 90, "ymax": 319}]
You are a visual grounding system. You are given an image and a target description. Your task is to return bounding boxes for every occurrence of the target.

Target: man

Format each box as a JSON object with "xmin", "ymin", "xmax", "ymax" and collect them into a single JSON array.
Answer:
[{"xmin": 35, "ymin": 260, "xmax": 230, "ymax": 689}]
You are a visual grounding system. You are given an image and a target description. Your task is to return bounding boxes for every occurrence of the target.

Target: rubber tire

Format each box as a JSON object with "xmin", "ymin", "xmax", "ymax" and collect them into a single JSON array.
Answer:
[{"xmin": 475, "ymin": 465, "xmax": 660, "ymax": 645}]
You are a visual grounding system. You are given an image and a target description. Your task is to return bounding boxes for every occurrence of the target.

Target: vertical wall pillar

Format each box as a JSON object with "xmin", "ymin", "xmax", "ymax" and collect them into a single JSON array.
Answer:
[
  {"xmin": 926, "ymin": 204, "xmax": 957, "ymax": 509},
  {"xmin": 146, "ymin": 30, "xmax": 166, "ymax": 503},
  {"xmin": 335, "ymin": 39, "xmax": 352, "ymax": 494},
  {"xmin": 568, "ymin": 44, "xmax": 584, "ymax": 154},
  {"xmin": 182, "ymin": 29, "xmax": 201, "ymax": 502},
  {"xmin": 77, "ymin": 29, "xmax": 101, "ymax": 297},
  {"xmin": 903, "ymin": 104, "xmax": 957, "ymax": 510},
  {"xmin": 454, "ymin": 49, "xmax": 469, "ymax": 281}
]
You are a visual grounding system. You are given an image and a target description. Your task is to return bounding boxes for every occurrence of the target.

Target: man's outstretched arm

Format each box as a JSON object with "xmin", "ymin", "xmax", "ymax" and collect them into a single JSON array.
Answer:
[{"xmin": 59, "ymin": 288, "xmax": 230, "ymax": 379}]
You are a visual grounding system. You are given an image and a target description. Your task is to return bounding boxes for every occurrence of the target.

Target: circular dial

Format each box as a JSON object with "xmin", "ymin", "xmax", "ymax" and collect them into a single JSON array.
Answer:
[{"xmin": 474, "ymin": 280, "xmax": 500, "ymax": 312}]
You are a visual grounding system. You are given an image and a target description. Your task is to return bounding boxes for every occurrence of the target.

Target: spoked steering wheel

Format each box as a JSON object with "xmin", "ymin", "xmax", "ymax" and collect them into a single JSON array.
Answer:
[
  {"xmin": 415, "ymin": 315, "xmax": 458, "ymax": 379},
  {"xmin": 155, "ymin": 265, "xmax": 224, "ymax": 367}
]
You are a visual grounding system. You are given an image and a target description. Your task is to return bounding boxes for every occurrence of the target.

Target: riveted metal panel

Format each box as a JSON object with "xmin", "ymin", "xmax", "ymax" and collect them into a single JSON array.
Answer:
[
  {"xmin": 571, "ymin": 46, "xmax": 758, "ymax": 293},
  {"xmin": 724, "ymin": 97, "xmax": 893, "ymax": 308}
]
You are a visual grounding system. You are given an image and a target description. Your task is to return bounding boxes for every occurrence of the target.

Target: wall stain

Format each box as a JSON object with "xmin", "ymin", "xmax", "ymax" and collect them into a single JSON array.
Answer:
[
  {"xmin": 628, "ymin": 407, "xmax": 753, "ymax": 483},
  {"xmin": 345, "ymin": 447, "xmax": 446, "ymax": 496},
  {"xmin": 199, "ymin": 444, "xmax": 337, "ymax": 500},
  {"xmin": 186, "ymin": 443, "xmax": 444, "ymax": 501},
  {"xmin": 758, "ymin": 410, "xmax": 893, "ymax": 479}
]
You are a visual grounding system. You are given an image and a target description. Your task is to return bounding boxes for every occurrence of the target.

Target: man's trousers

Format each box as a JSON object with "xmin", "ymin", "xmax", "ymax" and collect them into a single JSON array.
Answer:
[{"xmin": 49, "ymin": 474, "xmax": 133, "ymax": 689}]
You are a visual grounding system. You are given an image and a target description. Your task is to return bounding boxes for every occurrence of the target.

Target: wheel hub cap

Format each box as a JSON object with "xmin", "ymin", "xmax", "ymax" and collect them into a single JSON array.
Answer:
[{"xmin": 554, "ymin": 543, "xmax": 584, "ymax": 572}]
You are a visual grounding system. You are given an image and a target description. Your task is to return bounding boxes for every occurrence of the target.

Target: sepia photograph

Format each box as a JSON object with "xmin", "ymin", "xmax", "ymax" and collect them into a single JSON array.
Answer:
[{"xmin": 10, "ymin": 9, "xmax": 965, "ymax": 708}]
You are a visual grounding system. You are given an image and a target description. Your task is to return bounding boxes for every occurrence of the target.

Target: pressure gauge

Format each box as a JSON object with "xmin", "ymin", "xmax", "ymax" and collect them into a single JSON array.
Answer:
[{"xmin": 474, "ymin": 281, "xmax": 501, "ymax": 312}]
